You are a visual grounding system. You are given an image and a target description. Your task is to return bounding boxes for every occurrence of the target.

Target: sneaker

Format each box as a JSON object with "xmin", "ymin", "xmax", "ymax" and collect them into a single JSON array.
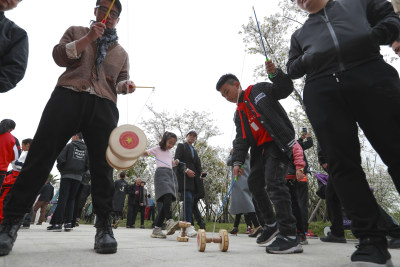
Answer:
[
  {"xmin": 126, "ymin": 225, "xmax": 134, "ymax": 229},
  {"xmin": 256, "ymin": 225, "xmax": 279, "ymax": 244},
  {"xmin": 320, "ymin": 232, "xmax": 347, "ymax": 243},
  {"xmin": 0, "ymin": 216, "xmax": 24, "ymax": 256},
  {"xmin": 47, "ymin": 224, "xmax": 62, "ymax": 232},
  {"xmin": 298, "ymin": 233, "xmax": 308, "ymax": 245},
  {"xmin": 165, "ymin": 219, "xmax": 180, "ymax": 235},
  {"xmin": 64, "ymin": 223, "xmax": 73, "ymax": 232},
  {"xmin": 230, "ymin": 227, "xmax": 239, "ymax": 235},
  {"xmin": 36, "ymin": 222, "xmax": 42, "ymax": 225},
  {"xmin": 245, "ymin": 226, "xmax": 253, "ymax": 234},
  {"xmin": 387, "ymin": 236, "xmax": 400, "ymax": 249},
  {"xmin": 20, "ymin": 224, "xmax": 30, "ymax": 229},
  {"xmin": 151, "ymin": 227, "xmax": 166, "ymax": 239},
  {"xmin": 305, "ymin": 229, "xmax": 318, "ymax": 239},
  {"xmin": 249, "ymin": 226, "xmax": 263, "ymax": 238},
  {"xmin": 140, "ymin": 225, "xmax": 145, "ymax": 229},
  {"xmin": 351, "ymin": 236, "xmax": 392, "ymax": 266},
  {"xmin": 265, "ymin": 234, "xmax": 303, "ymax": 254},
  {"xmin": 186, "ymin": 226, "xmax": 197, "ymax": 238}
]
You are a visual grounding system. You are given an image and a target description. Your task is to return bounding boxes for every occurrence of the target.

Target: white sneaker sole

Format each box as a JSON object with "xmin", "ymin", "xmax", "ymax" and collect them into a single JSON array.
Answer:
[
  {"xmin": 266, "ymin": 244, "xmax": 303, "ymax": 254},
  {"xmin": 151, "ymin": 233, "xmax": 167, "ymax": 239},
  {"xmin": 351, "ymin": 259, "xmax": 393, "ymax": 267}
]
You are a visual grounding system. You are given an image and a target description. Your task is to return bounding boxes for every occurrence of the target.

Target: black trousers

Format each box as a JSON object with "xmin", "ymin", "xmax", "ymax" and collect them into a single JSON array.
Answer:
[
  {"xmin": 155, "ymin": 193, "xmax": 172, "ymax": 227},
  {"xmin": 4, "ymin": 87, "xmax": 118, "ymax": 219},
  {"xmin": 248, "ymin": 142, "xmax": 296, "ymax": 236},
  {"xmin": 192, "ymin": 198, "xmax": 205, "ymax": 227},
  {"xmin": 286, "ymin": 180, "xmax": 305, "ymax": 234},
  {"xmin": 127, "ymin": 202, "xmax": 144, "ymax": 226},
  {"xmin": 303, "ymin": 59, "xmax": 400, "ymax": 238},
  {"xmin": 51, "ymin": 178, "xmax": 81, "ymax": 225},
  {"xmin": 295, "ymin": 181, "xmax": 309, "ymax": 231}
]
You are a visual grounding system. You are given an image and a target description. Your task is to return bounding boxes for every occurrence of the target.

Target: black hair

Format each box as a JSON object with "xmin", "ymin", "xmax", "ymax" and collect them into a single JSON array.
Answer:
[
  {"xmin": 148, "ymin": 194, "xmax": 151, "ymax": 198},
  {"xmin": 159, "ymin": 131, "xmax": 177, "ymax": 151},
  {"xmin": 76, "ymin": 132, "xmax": 83, "ymax": 140},
  {"xmin": 96, "ymin": 0, "xmax": 122, "ymax": 16},
  {"xmin": 0, "ymin": 119, "xmax": 16, "ymax": 135},
  {"xmin": 216, "ymin": 74, "xmax": 240, "ymax": 91},
  {"xmin": 22, "ymin": 138, "xmax": 33, "ymax": 145},
  {"xmin": 119, "ymin": 171, "xmax": 126, "ymax": 179}
]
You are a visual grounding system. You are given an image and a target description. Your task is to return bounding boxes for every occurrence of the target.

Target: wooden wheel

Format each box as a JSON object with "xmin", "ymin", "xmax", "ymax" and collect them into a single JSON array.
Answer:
[
  {"xmin": 197, "ymin": 229, "xmax": 206, "ymax": 252},
  {"xmin": 108, "ymin": 124, "xmax": 147, "ymax": 160},
  {"xmin": 219, "ymin": 229, "xmax": 229, "ymax": 252},
  {"xmin": 177, "ymin": 236, "xmax": 189, "ymax": 242},
  {"xmin": 106, "ymin": 146, "xmax": 137, "ymax": 170},
  {"xmin": 179, "ymin": 221, "xmax": 191, "ymax": 228}
]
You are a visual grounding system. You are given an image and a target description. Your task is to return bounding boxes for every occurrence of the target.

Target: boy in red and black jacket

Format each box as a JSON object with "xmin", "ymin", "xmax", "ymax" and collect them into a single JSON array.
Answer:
[{"xmin": 216, "ymin": 60, "xmax": 302, "ymax": 254}]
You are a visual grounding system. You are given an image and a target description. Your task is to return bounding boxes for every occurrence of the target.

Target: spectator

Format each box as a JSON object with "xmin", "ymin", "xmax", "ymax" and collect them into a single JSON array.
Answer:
[
  {"xmin": 126, "ymin": 178, "xmax": 145, "ymax": 228},
  {"xmin": 147, "ymin": 194, "xmax": 155, "ymax": 224},
  {"xmin": 48, "ymin": 133, "xmax": 89, "ymax": 232},
  {"xmin": 72, "ymin": 170, "xmax": 91, "ymax": 227},
  {"xmin": 0, "ymin": 119, "xmax": 20, "ymax": 187},
  {"xmin": 0, "ymin": 0, "xmax": 28, "ymax": 93},
  {"xmin": 32, "ymin": 179, "xmax": 54, "ymax": 225}
]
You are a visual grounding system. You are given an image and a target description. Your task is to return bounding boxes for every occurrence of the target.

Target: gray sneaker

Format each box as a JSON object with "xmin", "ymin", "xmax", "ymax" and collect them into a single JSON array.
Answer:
[
  {"xmin": 166, "ymin": 219, "xmax": 180, "ymax": 235},
  {"xmin": 151, "ymin": 227, "xmax": 166, "ymax": 239}
]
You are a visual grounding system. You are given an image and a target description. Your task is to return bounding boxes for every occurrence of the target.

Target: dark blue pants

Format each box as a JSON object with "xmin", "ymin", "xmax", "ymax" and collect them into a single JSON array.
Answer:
[{"xmin": 52, "ymin": 178, "xmax": 81, "ymax": 224}]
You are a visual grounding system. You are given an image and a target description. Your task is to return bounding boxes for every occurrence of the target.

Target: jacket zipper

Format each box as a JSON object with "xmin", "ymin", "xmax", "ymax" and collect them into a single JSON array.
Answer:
[{"xmin": 322, "ymin": 7, "xmax": 345, "ymax": 82}]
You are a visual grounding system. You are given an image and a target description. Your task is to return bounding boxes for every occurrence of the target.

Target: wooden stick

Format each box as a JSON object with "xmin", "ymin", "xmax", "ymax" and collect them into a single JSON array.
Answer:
[{"xmin": 102, "ymin": 0, "xmax": 116, "ymax": 23}]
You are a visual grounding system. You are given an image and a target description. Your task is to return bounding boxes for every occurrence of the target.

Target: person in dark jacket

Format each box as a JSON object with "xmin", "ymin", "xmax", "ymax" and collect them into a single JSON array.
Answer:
[
  {"xmin": 174, "ymin": 129, "xmax": 205, "ymax": 237},
  {"xmin": 111, "ymin": 171, "xmax": 128, "ymax": 228},
  {"xmin": 125, "ymin": 178, "xmax": 145, "ymax": 228},
  {"xmin": 287, "ymin": 0, "xmax": 400, "ymax": 265},
  {"xmin": 48, "ymin": 133, "xmax": 89, "ymax": 232},
  {"xmin": 0, "ymin": 0, "xmax": 28, "ymax": 93},
  {"xmin": 32, "ymin": 179, "xmax": 54, "ymax": 225},
  {"xmin": 216, "ymin": 60, "xmax": 302, "ymax": 254}
]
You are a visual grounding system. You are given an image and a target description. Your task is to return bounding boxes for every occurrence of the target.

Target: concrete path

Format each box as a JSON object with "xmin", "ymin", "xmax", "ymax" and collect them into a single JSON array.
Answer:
[{"xmin": 1, "ymin": 224, "xmax": 400, "ymax": 267}]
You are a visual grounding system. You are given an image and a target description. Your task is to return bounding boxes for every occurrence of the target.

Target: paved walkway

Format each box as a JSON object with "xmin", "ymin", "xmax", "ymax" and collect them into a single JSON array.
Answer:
[{"xmin": 1, "ymin": 224, "xmax": 400, "ymax": 267}]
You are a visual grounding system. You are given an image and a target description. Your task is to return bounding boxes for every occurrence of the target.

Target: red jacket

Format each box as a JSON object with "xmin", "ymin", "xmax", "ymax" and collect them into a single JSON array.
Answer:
[{"xmin": 0, "ymin": 132, "xmax": 19, "ymax": 171}]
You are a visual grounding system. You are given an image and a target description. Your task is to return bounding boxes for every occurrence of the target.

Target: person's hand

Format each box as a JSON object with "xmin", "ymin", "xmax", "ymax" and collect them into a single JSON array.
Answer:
[
  {"xmin": 186, "ymin": 168, "xmax": 195, "ymax": 178},
  {"xmin": 140, "ymin": 203, "xmax": 144, "ymax": 206},
  {"xmin": 392, "ymin": 40, "xmax": 400, "ymax": 57},
  {"xmin": 121, "ymin": 81, "xmax": 136, "ymax": 94},
  {"xmin": 265, "ymin": 60, "xmax": 277, "ymax": 75},
  {"xmin": 87, "ymin": 22, "xmax": 106, "ymax": 42},
  {"xmin": 174, "ymin": 159, "xmax": 180, "ymax": 165},
  {"xmin": 233, "ymin": 165, "xmax": 243, "ymax": 178},
  {"xmin": 300, "ymin": 133, "xmax": 311, "ymax": 139},
  {"xmin": 322, "ymin": 163, "xmax": 328, "ymax": 170},
  {"xmin": 135, "ymin": 190, "xmax": 139, "ymax": 195},
  {"xmin": 296, "ymin": 169, "xmax": 304, "ymax": 181}
]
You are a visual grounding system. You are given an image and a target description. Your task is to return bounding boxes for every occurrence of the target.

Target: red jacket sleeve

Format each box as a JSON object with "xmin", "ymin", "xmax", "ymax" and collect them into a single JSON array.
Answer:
[{"xmin": 292, "ymin": 141, "xmax": 305, "ymax": 170}]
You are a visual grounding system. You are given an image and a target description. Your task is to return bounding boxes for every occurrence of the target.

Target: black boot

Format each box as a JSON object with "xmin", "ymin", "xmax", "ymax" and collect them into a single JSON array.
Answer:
[
  {"xmin": 94, "ymin": 216, "xmax": 117, "ymax": 254},
  {"xmin": 0, "ymin": 216, "xmax": 24, "ymax": 256}
]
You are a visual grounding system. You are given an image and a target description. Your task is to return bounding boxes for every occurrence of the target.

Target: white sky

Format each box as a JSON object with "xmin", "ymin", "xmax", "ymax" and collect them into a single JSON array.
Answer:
[{"xmin": 2, "ymin": 0, "xmax": 399, "ymax": 176}]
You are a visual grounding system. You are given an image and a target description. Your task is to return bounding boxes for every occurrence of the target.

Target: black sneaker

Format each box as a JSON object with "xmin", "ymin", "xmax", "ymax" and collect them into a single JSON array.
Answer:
[
  {"xmin": 249, "ymin": 226, "xmax": 263, "ymax": 238},
  {"xmin": 64, "ymin": 223, "xmax": 73, "ymax": 232},
  {"xmin": 320, "ymin": 232, "xmax": 346, "ymax": 243},
  {"xmin": 265, "ymin": 234, "xmax": 303, "ymax": 254},
  {"xmin": 230, "ymin": 227, "xmax": 239, "ymax": 235},
  {"xmin": 298, "ymin": 233, "xmax": 308, "ymax": 245},
  {"xmin": 256, "ymin": 225, "xmax": 279, "ymax": 244},
  {"xmin": 140, "ymin": 225, "xmax": 145, "ymax": 229},
  {"xmin": 351, "ymin": 236, "xmax": 392, "ymax": 266},
  {"xmin": 47, "ymin": 224, "xmax": 62, "ymax": 232},
  {"xmin": 0, "ymin": 217, "xmax": 24, "ymax": 256}
]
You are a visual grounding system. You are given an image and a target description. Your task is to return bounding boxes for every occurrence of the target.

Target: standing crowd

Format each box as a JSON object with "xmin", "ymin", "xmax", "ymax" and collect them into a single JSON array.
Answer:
[{"xmin": 1, "ymin": 0, "xmax": 400, "ymax": 266}]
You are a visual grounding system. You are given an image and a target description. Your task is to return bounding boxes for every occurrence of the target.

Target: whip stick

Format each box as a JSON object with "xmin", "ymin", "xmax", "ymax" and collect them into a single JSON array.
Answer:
[{"xmin": 102, "ymin": 0, "xmax": 116, "ymax": 24}]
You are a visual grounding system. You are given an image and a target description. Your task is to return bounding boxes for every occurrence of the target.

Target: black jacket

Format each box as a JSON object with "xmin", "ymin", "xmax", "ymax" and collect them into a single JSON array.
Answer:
[
  {"xmin": 287, "ymin": 0, "xmax": 400, "ymax": 82},
  {"xmin": 57, "ymin": 140, "xmax": 89, "ymax": 175},
  {"xmin": 232, "ymin": 69, "xmax": 295, "ymax": 165},
  {"xmin": 0, "ymin": 12, "xmax": 28, "ymax": 92},
  {"xmin": 126, "ymin": 184, "xmax": 144, "ymax": 206},
  {"xmin": 38, "ymin": 183, "xmax": 54, "ymax": 202},
  {"xmin": 174, "ymin": 142, "xmax": 203, "ymax": 195}
]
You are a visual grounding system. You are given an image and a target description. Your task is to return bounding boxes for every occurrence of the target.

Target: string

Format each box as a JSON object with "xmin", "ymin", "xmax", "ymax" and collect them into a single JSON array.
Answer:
[{"xmin": 102, "ymin": 0, "xmax": 117, "ymax": 24}]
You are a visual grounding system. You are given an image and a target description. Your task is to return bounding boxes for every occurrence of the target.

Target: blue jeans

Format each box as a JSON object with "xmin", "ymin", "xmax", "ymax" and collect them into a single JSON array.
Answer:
[{"xmin": 183, "ymin": 190, "xmax": 193, "ymax": 223}]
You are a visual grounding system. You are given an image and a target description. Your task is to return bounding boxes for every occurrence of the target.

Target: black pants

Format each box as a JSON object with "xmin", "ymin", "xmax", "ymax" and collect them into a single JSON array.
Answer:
[
  {"xmin": 51, "ymin": 178, "xmax": 81, "ymax": 225},
  {"xmin": 127, "ymin": 202, "xmax": 144, "ymax": 226},
  {"xmin": 295, "ymin": 181, "xmax": 309, "ymax": 231},
  {"xmin": 147, "ymin": 206, "xmax": 155, "ymax": 222},
  {"xmin": 192, "ymin": 198, "xmax": 205, "ymax": 227},
  {"xmin": 4, "ymin": 87, "xmax": 118, "ymax": 219},
  {"xmin": 155, "ymin": 193, "xmax": 173, "ymax": 227},
  {"xmin": 303, "ymin": 59, "xmax": 400, "ymax": 238},
  {"xmin": 248, "ymin": 142, "xmax": 296, "ymax": 236},
  {"xmin": 325, "ymin": 176, "xmax": 345, "ymax": 237},
  {"xmin": 252, "ymin": 198, "xmax": 265, "ymax": 226},
  {"xmin": 286, "ymin": 180, "xmax": 305, "ymax": 234}
]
